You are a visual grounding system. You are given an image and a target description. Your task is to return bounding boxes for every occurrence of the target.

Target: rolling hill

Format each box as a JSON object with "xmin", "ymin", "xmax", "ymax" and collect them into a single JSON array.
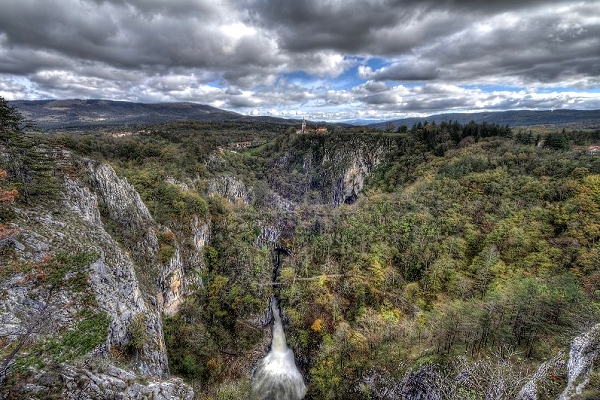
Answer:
[
  {"xmin": 369, "ymin": 109, "xmax": 600, "ymax": 130},
  {"xmin": 10, "ymin": 99, "xmax": 600, "ymax": 132},
  {"xmin": 9, "ymin": 99, "xmax": 296, "ymax": 130}
]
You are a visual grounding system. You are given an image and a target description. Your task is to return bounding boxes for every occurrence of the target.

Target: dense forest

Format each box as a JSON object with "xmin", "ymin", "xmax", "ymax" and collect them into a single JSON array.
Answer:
[{"xmin": 2, "ymin": 97, "xmax": 600, "ymax": 398}]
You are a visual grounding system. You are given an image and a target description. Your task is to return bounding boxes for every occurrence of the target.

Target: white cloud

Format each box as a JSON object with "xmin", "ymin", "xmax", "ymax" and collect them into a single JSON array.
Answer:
[
  {"xmin": 0, "ymin": 0, "xmax": 599, "ymax": 120},
  {"xmin": 357, "ymin": 66, "xmax": 374, "ymax": 80}
]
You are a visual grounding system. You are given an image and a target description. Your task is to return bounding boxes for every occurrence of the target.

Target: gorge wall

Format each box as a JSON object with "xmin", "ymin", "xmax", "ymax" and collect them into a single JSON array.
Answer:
[{"xmin": 266, "ymin": 134, "xmax": 393, "ymax": 206}]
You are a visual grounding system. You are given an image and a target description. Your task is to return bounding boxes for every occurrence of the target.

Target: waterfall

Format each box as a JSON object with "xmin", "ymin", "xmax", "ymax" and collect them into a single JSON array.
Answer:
[{"xmin": 251, "ymin": 296, "xmax": 307, "ymax": 400}]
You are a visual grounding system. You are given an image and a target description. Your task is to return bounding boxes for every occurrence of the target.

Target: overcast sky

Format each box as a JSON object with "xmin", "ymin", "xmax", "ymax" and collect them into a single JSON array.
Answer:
[{"xmin": 1, "ymin": 0, "xmax": 599, "ymax": 121}]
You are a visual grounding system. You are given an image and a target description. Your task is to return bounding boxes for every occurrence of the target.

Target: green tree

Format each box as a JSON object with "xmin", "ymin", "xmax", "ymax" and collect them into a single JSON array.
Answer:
[
  {"xmin": 0, "ymin": 96, "xmax": 58, "ymax": 202},
  {"xmin": 0, "ymin": 97, "xmax": 26, "ymax": 135}
]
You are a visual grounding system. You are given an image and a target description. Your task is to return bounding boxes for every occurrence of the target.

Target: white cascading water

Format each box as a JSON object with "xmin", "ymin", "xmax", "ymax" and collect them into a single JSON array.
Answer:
[{"xmin": 251, "ymin": 296, "xmax": 307, "ymax": 400}]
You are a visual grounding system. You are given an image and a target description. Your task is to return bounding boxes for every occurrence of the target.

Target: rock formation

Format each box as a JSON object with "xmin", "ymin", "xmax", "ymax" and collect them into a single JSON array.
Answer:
[{"xmin": 0, "ymin": 152, "xmax": 195, "ymax": 398}]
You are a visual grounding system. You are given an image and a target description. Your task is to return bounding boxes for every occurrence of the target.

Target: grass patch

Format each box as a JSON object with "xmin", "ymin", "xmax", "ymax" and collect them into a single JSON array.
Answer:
[{"xmin": 46, "ymin": 310, "xmax": 111, "ymax": 362}]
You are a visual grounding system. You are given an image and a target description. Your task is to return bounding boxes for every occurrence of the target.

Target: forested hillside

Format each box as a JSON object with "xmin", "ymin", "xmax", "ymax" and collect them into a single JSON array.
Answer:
[
  {"xmin": 2, "ymin": 98, "xmax": 600, "ymax": 399},
  {"xmin": 372, "ymin": 109, "xmax": 600, "ymax": 131}
]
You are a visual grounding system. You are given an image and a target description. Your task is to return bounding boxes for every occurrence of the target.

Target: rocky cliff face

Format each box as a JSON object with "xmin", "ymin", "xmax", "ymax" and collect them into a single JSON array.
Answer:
[
  {"xmin": 513, "ymin": 323, "xmax": 600, "ymax": 400},
  {"xmin": 60, "ymin": 364, "xmax": 193, "ymax": 400},
  {"xmin": 88, "ymin": 162, "xmax": 207, "ymax": 318},
  {"xmin": 359, "ymin": 330, "xmax": 600, "ymax": 400},
  {"xmin": 558, "ymin": 324, "xmax": 600, "ymax": 399},
  {"xmin": 89, "ymin": 163, "xmax": 159, "ymax": 266},
  {"xmin": 332, "ymin": 140, "xmax": 387, "ymax": 205},
  {"xmin": 0, "ymin": 151, "xmax": 194, "ymax": 398},
  {"xmin": 208, "ymin": 176, "xmax": 253, "ymax": 205},
  {"xmin": 268, "ymin": 135, "xmax": 391, "ymax": 206}
]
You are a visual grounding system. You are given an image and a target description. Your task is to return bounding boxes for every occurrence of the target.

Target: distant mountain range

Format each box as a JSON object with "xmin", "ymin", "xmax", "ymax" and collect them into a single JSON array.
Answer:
[
  {"xmin": 10, "ymin": 99, "xmax": 297, "ymax": 130},
  {"xmin": 368, "ymin": 109, "xmax": 600, "ymax": 130},
  {"xmin": 9, "ymin": 100, "xmax": 600, "ymax": 131}
]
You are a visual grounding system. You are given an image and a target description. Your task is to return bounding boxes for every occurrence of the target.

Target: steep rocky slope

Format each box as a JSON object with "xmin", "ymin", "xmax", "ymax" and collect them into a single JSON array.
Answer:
[
  {"xmin": 0, "ymin": 147, "xmax": 197, "ymax": 398},
  {"xmin": 265, "ymin": 134, "xmax": 392, "ymax": 205}
]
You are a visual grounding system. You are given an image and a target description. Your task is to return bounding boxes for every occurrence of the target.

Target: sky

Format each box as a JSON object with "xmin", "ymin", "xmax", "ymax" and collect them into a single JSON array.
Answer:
[{"xmin": 0, "ymin": 0, "xmax": 599, "ymax": 122}]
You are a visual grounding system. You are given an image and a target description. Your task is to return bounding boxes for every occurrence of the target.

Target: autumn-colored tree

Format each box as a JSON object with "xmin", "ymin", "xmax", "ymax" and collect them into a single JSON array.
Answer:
[
  {"xmin": 0, "ymin": 169, "xmax": 17, "ymax": 202},
  {"xmin": 0, "ymin": 168, "xmax": 18, "ymax": 246}
]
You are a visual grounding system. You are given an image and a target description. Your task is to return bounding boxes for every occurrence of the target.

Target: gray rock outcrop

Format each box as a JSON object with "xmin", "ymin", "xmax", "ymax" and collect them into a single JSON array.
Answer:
[
  {"xmin": 516, "ymin": 323, "xmax": 600, "ymax": 400},
  {"xmin": 558, "ymin": 323, "xmax": 600, "ymax": 400},
  {"xmin": 64, "ymin": 364, "xmax": 193, "ymax": 400},
  {"xmin": 0, "ymin": 155, "xmax": 194, "ymax": 398},
  {"xmin": 208, "ymin": 176, "xmax": 253, "ymax": 205},
  {"xmin": 400, "ymin": 364, "xmax": 442, "ymax": 400}
]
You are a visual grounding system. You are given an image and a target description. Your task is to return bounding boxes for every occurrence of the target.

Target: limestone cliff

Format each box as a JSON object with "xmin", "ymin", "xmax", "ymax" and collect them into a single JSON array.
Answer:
[
  {"xmin": 558, "ymin": 323, "xmax": 600, "ymax": 399},
  {"xmin": 359, "ymin": 328, "xmax": 600, "ymax": 400},
  {"xmin": 332, "ymin": 140, "xmax": 387, "ymax": 205},
  {"xmin": 268, "ymin": 134, "xmax": 391, "ymax": 206},
  {"xmin": 87, "ymin": 162, "xmax": 206, "ymax": 318},
  {"xmin": 513, "ymin": 323, "xmax": 600, "ymax": 400},
  {"xmin": 0, "ymin": 150, "xmax": 194, "ymax": 398},
  {"xmin": 208, "ymin": 176, "xmax": 253, "ymax": 205}
]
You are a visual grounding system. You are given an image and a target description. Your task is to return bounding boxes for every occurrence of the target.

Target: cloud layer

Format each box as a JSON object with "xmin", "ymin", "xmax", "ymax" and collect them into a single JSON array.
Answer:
[{"xmin": 1, "ymin": 0, "xmax": 599, "ymax": 121}]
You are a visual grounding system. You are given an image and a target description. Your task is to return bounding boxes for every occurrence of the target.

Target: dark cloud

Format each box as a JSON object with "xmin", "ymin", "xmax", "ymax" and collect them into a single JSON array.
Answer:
[
  {"xmin": 0, "ymin": 0, "xmax": 278, "ymax": 74},
  {"xmin": 363, "ymin": 3, "xmax": 600, "ymax": 87},
  {"xmin": 0, "ymin": 45, "xmax": 70, "ymax": 75},
  {"xmin": 361, "ymin": 81, "xmax": 389, "ymax": 93},
  {"xmin": 249, "ymin": 0, "xmax": 416, "ymax": 52},
  {"xmin": 360, "ymin": 92, "xmax": 402, "ymax": 105},
  {"xmin": 249, "ymin": 0, "xmax": 555, "ymax": 54},
  {"xmin": 361, "ymin": 61, "xmax": 440, "ymax": 81},
  {"xmin": 84, "ymin": 0, "xmax": 225, "ymax": 18},
  {"xmin": 249, "ymin": 0, "xmax": 492, "ymax": 57},
  {"xmin": 227, "ymin": 95, "xmax": 261, "ymax": 108}
]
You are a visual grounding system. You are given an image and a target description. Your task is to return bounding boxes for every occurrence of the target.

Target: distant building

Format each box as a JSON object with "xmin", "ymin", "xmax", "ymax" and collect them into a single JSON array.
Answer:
[
  {"xmin": 110, "ymin": 131, "xmax": 134, "ymax": 138},
  {"xmin": 588, "ymin": 145, "xmax": 600, "ymax": 155},
  {"xmin": 572, "ymin": 145, "xmax": 600, "ymax": 155},
  {"xmin": 572, "ymin": 145, "xmax": 600, "ymax": 156},
  {"xmin": 296, "ymin": 117, "xmax": 328, "ymax": 134},
  {"xmin": 230, "ymin": 141, "xmax": 252, "ymax": 148},
  {"xmin": 295, "ymin": 117, "xmax": 307, "ymax": 134}
]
